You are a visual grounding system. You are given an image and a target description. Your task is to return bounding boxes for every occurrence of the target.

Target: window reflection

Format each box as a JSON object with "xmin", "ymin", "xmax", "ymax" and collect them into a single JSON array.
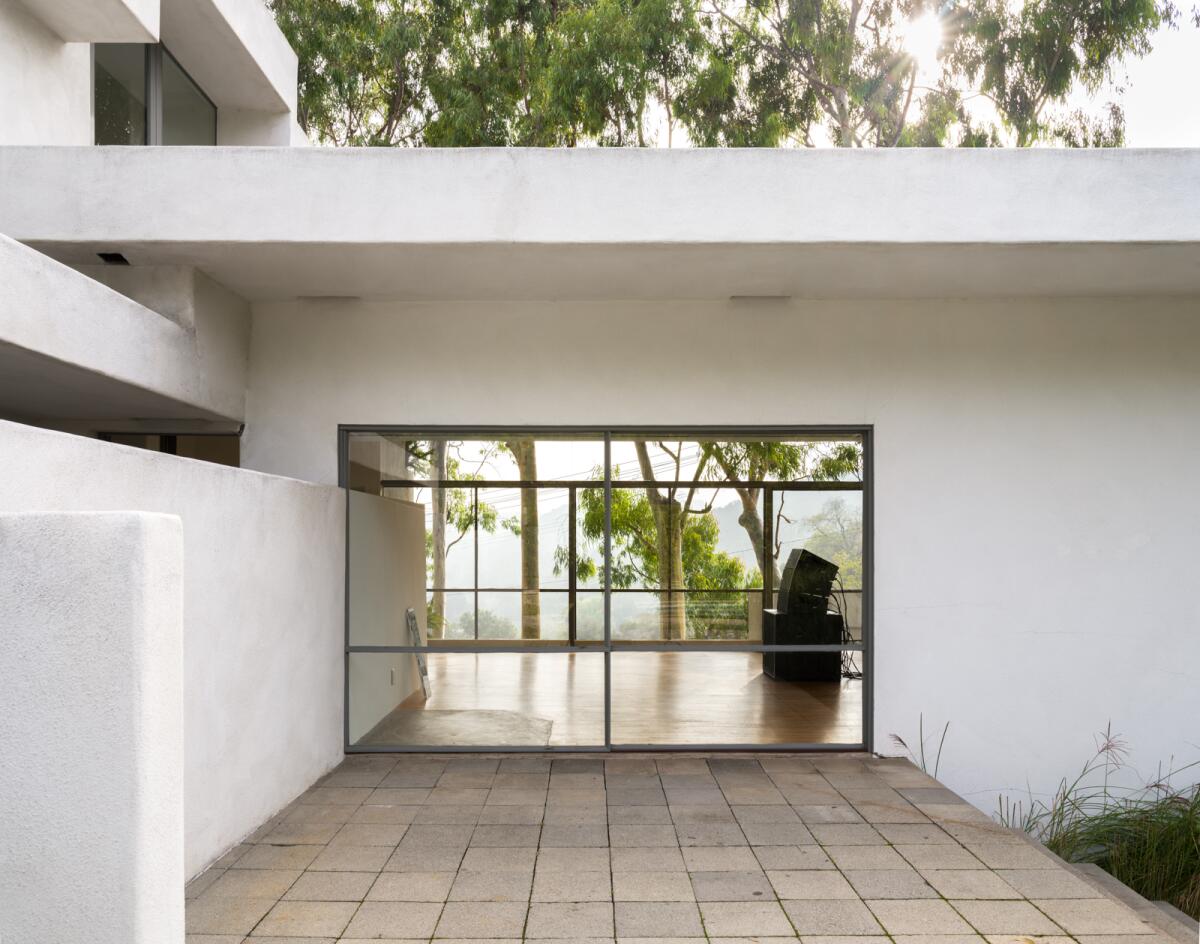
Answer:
[{"xmin": 94, "ymin": 44, "xmax": 147, "ymax": 145}]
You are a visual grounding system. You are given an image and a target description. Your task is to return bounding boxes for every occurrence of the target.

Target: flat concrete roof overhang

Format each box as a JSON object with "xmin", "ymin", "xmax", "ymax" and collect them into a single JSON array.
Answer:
[{"xmin": 2, "ymin": 147, "xmax": 1199, "ymax": 301}]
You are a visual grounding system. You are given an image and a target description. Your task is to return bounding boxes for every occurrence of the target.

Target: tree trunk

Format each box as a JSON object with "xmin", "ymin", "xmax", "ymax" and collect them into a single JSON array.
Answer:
[
  {"xmin": 703, "ymin": 445, "xmax": 779, "ymax": 587},
  {"xmin": 430, "ymin": 440, "xmax": 447, "ymax": 639},
  {"xmin": 506, "ymin": 439, "xmax": 541, "ymax": 640},
  {"xmin": 636, "ymin": 442, "xmax": 686, "ymax": 640},
  {"xmin": 397, "ymin": 439, "xmax": 415, "ymax": 500},
  {"xmin": 735, "ymin": 488, "xmax": 780, "ymax": 586}
]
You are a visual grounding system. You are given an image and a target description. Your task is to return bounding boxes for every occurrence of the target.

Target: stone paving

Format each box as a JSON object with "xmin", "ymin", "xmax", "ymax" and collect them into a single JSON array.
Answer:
[{"xmin": 185, "ymin": 753, "xmax": 1173, "ymax": 944}]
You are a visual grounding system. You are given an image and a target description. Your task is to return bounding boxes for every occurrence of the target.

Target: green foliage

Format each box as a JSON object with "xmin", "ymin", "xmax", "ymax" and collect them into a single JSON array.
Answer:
[
  {"xmin": 804, "ymin": 498, "xmax": 864, "ymax": 588},
  {"xmin": 269, "ymin": 0, "xmax": 444, "ymax": 145},
  {"xmin": 454, "ymin": 607, "xmax": 519, "ymax": 638},
  {"xmin": 1000, "ymin": 726, "xmax": 1200, "ymax": 921},
  {"xmin": 950, "ymin": 0, "xmax": 1166, "ymax": 145},
  {"xmin": 406, "ymin": 441, "xmax": 514, "ymax": 584},
  {"xmin": 270, "ymin": 0, "xmax": 1171, "ymax": 148},
  {"xmin": 567, "ymin": 469, "xmax": 750, "ymax": 593},
  {"xmin": 697, "ymin": 0, "xmax": 1172, "ymax": 146}
]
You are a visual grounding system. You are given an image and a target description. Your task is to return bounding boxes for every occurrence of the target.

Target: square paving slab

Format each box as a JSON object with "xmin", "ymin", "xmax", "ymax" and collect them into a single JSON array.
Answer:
[{"xmin": 184, "ymin": 754, "xmax": 1172, "ymax": 943}]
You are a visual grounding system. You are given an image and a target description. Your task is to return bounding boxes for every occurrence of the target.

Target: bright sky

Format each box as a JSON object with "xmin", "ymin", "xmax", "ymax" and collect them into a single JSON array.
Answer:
[{"xmin": 1107, "ymin": 21, "xmax": 1200, "ymax": 146}]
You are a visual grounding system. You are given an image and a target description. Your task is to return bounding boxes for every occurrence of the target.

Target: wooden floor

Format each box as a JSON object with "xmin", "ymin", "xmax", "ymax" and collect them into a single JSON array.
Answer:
[{"xmin": 366, "ymin": 651, "xmax": 861, "ymax": 748}]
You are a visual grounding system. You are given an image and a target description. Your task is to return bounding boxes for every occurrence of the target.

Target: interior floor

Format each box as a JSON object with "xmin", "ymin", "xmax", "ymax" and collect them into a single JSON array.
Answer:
[{"xmin": 360, "ymin": 651, "xmax": 862, "ymax": 748}]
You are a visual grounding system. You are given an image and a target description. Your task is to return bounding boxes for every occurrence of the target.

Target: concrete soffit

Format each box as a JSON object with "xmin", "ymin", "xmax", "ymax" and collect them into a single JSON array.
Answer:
[{"xmin": 16, "ymin": 0, "xmax": 159, "ymax": 42}]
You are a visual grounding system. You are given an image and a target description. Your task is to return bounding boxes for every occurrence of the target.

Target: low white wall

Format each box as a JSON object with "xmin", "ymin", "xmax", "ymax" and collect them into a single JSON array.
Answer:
[
  {"xmin": 0, "ymin": 0, "xmax": 92, "ymax": 145},
  {"xmin": 243, "ymin": 295, "xmax": 1200, "ymax": 808},
  {"xmin": 0, "ymin": 420, "xmax": 345, "ymax": 878},
  {"xmin": 348, "ymin": 491, "xmax": 428, "ymax": 743},
  {"xmin": 0, "ymin": 512, "xmax": 183, "ymax": 944}
]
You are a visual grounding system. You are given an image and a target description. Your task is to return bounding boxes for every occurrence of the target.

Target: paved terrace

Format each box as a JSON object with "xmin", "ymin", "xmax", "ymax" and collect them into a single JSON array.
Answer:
[{"xmin": 185, "ymin": 754, "xmax": 1175, "ymax": 944}]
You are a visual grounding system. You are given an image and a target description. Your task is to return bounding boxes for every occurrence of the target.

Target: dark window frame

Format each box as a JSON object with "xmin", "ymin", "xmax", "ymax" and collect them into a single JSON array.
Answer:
[{"xmin": 338, "ymin": 425, "xmax": 875, "ymax": 755}]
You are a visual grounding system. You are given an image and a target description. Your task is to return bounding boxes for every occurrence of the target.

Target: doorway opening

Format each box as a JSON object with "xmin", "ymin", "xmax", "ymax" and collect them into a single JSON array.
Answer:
[{"xmin": 340, "ymin": 427, "xmax": 871, "ymax": 752}]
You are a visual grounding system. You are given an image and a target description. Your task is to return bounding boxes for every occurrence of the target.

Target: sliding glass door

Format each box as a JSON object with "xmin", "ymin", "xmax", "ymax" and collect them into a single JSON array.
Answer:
[{"xmin": 341, "ymin": 428, "xmax": 870, "ymax": 752}]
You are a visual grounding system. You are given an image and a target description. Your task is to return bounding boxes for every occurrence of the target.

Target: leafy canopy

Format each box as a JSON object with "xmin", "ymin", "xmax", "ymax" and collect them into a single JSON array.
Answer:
[{"xmin": 270, "ymin": 0, "xmax": 1176, "ymax": 147}]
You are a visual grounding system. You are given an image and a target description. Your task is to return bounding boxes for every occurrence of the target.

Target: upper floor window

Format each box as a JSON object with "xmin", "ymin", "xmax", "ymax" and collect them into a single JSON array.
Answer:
[{"xmin": 94, "ymin": 44, "xmax": 216, "ymax": 146}]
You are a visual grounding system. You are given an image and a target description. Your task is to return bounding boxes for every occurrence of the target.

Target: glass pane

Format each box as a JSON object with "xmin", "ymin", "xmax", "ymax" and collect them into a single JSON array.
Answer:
[
  {"xmin": 685, "ymin": 590, "xmax": 753, "ymax": 640},
  {"xmin": 94, "ymin": 44, "xmax": 146, "ymax": 145},
  {"xmin": 431, "ymin": 591, "xmax": 476, "ymax": 641},
  {"xmin": 350, "ymin": 651, "xmax": 605, "ymax": 747},
  {"xmin": 536, "ymin": 591, "xmax": 570, "ymax": 641},
  {"xmin": 161, "ymin": 48, "xmax": 215, "ymax": 145},
  {"xmin": 608, "ymin": 434, "xmax": 863, "ymax": 484},
  {"xmin": 362, "ymin": 435, "xmax": 606, "ymax": 485},
  {"xmin": 610, "ymin": 651, "xmax": 862, "ymax": 746},
  {"xmin": 412, "ymin": 483, "xmax": 475, "ymax": 601},
  {"xmin": 476, "ymin": 487, "xmax": 524, "ymax": 590},
  {"xmin": 771, "ymin": 491, "xmax": 863, "ymax": 594},
  {"xmin": 606, "ymin": 482, "xmax": 767, "ymax": 594},
  {"xmin": 611, "ymin": 591, "xmax": 666, "ymax": 641},
  {"xmin": 574, "ymin": 590, "xmax": 604, "ymax": 642},
  {"xmin": 610, "ymin": 590, "xmax": 759, "ymax": 642},
  {"xmin": 348, "ymin": 433, "xmax": 608, "ymax": 649},
  {"xmin": 473, "ymin": 591, "xmax": 521, "ymax": 639}
]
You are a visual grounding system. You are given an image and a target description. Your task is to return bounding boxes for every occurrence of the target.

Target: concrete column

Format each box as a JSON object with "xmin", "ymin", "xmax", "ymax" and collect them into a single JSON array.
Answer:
[{"xmin": 0, "ymin": 512, "xmax": 184, "ymax": 944}]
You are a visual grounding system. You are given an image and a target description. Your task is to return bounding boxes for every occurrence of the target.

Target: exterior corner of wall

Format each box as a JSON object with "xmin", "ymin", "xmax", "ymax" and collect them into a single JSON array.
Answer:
[{"xmin": 0, "ymin": 510, "xmax": 185, "ymax": 944}]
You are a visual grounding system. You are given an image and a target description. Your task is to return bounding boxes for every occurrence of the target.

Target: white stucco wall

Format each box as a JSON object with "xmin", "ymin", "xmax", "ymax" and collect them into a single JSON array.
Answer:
[
  {"xmin": 217, "ymin": 108, "xmax": 309, "ymax": 146},
  {"xmin": 162, "ymin": 0, "xmax": 298, "ymax": 114},
  {"xmin": 0, "ymin": 511, "xmax": 183, "ymax": 944},
  {"xmin": 242, "ymin": 295, "xmax": 1200, "ymax": 809},
  {"xmin": 0, "ymin": 0, "xmax": 91, "ymax": 145},
  {"xmin": 0, "ymin": 420, "xmax": 346, "ymax": 878}
]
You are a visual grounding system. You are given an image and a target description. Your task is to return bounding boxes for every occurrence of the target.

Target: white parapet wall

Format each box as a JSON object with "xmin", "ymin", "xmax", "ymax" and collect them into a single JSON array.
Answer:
[
  {"xmin": 0, "ymin": 235, "xmax": 250, "ymax": 423},
  {"xmin": 0, "ymin": 420, "xmax": 346, "ymax": 878},
  {"xmin": 0, "ymin": 511, "xmax": 184, "ymax": 944}
]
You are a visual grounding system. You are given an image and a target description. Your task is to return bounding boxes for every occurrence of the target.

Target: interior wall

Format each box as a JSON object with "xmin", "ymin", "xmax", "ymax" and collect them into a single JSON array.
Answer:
[
  {"xmin": 243, "ymin": 295, "xmax": 1200, "ymax": 809},
  {"xmin": 0, "ymin": 0, "xmax": 92, "ymax": 145},
  {"xmin": 347, "ymin": 490, "xmax": 428, "ymax": 743},
  {"xmin": 0, "ymin": 420, "xmax": 345, "ymax": 879}
]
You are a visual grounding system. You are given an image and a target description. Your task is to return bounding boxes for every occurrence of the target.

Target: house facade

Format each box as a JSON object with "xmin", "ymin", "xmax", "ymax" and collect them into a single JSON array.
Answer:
[{"xmin": 1, "ymin": 2, "xmax": 1199, "ymax": 942}]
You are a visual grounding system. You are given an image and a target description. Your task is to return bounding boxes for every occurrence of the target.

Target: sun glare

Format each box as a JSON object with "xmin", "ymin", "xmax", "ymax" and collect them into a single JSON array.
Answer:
[{"xmin": 899, "ymin": 11, "xmax": 943, "ymax": 68}]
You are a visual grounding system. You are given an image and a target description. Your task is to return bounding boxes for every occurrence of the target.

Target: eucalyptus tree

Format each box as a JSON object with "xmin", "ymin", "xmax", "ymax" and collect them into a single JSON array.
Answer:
[
  {"xmin": 677, "ymin": 0, "xmax": 1174, "ymax": 146},
  {"xmin": 699, "ymin": 440, "xmax": 862, "ymax": 586},
  {"xmin": 501, "ymin": 439, "xmax": 541, "ymax": 640},
  {"xmin": 564, "ymin": 442, "xmax": 747, "ymax": 640},
  {"xmin": 269, "ymin": 0, "xmax": 447, "ymax": 145},
  {"xmin": 271, "ymin": 0, "xmax": 708, "ymax": 147},
  {"xmin": 425, "ymin": 0, "xmax": 707, "ymax": 145}
]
